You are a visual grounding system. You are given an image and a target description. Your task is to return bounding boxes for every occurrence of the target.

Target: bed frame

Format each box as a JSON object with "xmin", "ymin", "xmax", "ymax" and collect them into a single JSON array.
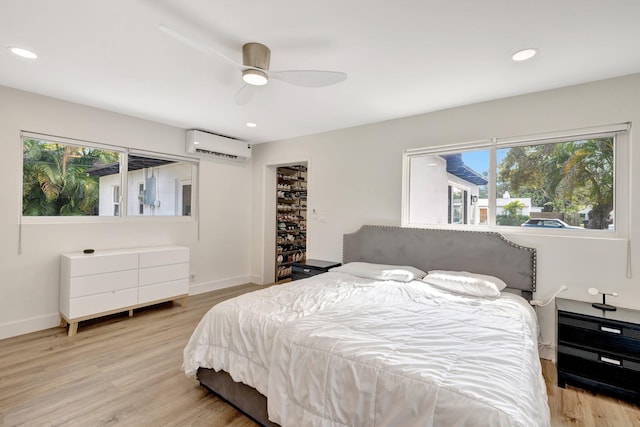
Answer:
[{"xmin": 197, "ymin": 225, "xmax": 537, "ymax": 426}]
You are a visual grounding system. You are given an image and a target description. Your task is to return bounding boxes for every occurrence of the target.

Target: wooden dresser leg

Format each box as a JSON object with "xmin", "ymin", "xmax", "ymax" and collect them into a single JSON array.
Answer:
[
  {"xmin": 129, "ymin": 309, "xmax": 134, "ymax": 317},
  {"xmin": 60, "ymin": 317, "xmax": 68, "ymax": 328},
  {"xmin": 177, "ymin": 297, "xmax": 187, "ymax": 308},
  {"xmin": 68, "ymin": 322, "xmax": 78, "ymax": 337}
]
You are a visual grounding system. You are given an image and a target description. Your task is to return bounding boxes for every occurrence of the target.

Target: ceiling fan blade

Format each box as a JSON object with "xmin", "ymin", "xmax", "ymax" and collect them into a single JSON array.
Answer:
[
  {"xmin": 268, "ymin": 70, "xmax": 347, "ymax": 87},
  {"xmin": 159, "ymin": 24, "xmax": 244, "ymax": 70},
  {"xmin": 235, "ymin": 84, "xmax": 257, "ymax": 105}
]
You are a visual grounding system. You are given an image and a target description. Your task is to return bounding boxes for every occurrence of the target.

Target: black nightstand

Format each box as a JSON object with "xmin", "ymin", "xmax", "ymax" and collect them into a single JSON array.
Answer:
[
  {"xmin": 556, "ymin": 297, "xmax": 640, "ymax": 404},
  {"xmin": 291, "ymin": 259, "xmax": 341, "ymax": 281}
]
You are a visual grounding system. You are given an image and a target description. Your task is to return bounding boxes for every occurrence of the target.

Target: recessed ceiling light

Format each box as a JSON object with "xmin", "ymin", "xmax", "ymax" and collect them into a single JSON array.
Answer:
[
  {"xmin": 8, "ymin": 46, "xmax": 38, "ymax": 59},
  {"xmin": 511, "ymin": 48, "xmax": 538, "ymax": 62},
  {"xmin": 246, "ymin": 122, "xmax": 257, "ymax": 128}
]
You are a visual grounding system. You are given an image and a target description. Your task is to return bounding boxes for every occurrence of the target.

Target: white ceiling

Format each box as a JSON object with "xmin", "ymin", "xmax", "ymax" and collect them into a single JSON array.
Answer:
[{"xmin": 2, "ymin": 1, "xmax": 640, "ymax": 144}]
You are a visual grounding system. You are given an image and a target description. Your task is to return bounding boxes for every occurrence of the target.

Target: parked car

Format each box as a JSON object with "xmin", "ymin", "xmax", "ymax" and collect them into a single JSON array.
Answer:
[{"xmin": 521, "ymin": 218, "xmax": 582, "ymax": 229}]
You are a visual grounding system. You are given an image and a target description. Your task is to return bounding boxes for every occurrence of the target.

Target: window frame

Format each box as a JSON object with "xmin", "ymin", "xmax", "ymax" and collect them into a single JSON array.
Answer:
[
  {"xmin": 402, "ymin": 124, "xmax": 630, "ymax": 239},
  {"xmin": 20, "ymin": 131, "xmax": 199, "ymax": 223}
]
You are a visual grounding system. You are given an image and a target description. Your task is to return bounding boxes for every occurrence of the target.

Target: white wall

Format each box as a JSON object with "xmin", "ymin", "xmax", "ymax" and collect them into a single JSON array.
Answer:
[
  {"xmin": 0, "ymin": 85, "xmax": 252, "ymax": 339},
  {"xmin": 250, "ymin": 73, "xmax": 640, "ymax": 359}
]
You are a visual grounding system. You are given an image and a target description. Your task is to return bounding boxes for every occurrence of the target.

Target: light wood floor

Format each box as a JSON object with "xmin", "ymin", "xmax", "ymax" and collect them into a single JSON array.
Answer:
[{"xmin": 1, "ymin": 284, "xmax": 639, "ymax": 427}]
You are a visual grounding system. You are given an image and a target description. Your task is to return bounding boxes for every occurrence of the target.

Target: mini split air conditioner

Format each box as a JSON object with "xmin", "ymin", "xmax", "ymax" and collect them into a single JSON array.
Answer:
[{"xmin": 186, "ymin": 130, "xmax": 251, "ymax": 162}]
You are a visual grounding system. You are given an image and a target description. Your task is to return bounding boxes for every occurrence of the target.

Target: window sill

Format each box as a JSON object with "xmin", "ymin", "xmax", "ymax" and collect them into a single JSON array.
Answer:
[
  {"xmin": 21, "ymin": 215, "xmax": 196, "ymax": 225},
  {"xmin": 401, "ymin": 222, "xmax": 626, "ymax": 241}
]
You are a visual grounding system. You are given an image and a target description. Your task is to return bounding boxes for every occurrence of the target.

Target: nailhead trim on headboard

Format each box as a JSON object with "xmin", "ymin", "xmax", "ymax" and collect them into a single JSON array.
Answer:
[{"xmin": 342, "ymin": 225, "xmax": 537, "ymax": 293}]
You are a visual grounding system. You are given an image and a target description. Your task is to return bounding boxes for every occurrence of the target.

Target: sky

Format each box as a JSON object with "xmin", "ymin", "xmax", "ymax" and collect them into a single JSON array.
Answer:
[{"xmin": 461, "ymin": 148, "xmax": 508, "ymax": 176}]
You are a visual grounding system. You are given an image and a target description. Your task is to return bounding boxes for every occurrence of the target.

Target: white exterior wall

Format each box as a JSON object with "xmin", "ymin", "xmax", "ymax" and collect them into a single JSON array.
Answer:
[
  {"xmin": 0, "ymin": 85, "xmax": 252, "ymax": 339},
  {"xmin": 408, "ymin": 155, "xmax": 448, "ymax": 224},
  {"xmin": 447, "ymin": 173, "xmax": 481, "ymax": 225},
  {"xmin": 95, "ymin": 163, "xmax": 193, "ymax": 217},
  {"xmin": 98, "ymin": 174, "xmax": 121, "ymax": 216},
  {"xmin": 250, "ymin": 73, "xmax": 640, "ymax": 360},
  {"xmin": 479, "ymin": 197, "xmax": 532, "ymax": 216}
]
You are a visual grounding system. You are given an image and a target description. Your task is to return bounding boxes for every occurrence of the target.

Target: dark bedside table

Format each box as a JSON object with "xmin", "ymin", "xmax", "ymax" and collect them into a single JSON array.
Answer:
[
  {"xmin": 556, "ymin": 297, "xmax": 640, "ymax": 404},
  {"xmin": 291, "ymin": 259, "xmax": 341, "ymax": 281}
]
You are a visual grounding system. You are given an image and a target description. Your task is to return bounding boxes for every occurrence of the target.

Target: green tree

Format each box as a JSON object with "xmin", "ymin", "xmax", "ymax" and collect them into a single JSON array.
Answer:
[
  {"xmin": 22, "ymin": 139, "xmax": 119, "ymax": 216},
  {"xmin": 502, "ymin": 200, "xmax": 525, "ymax": 216},
  {"xmin": 497, "ymin": 138, "xmax": 613, "ymax": 229}
]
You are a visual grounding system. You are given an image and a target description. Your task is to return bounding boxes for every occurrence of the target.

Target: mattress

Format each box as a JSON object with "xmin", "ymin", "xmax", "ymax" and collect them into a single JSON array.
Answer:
[{"xmin": 184, "ymin": 272, "xmax": 550, "ymax": 426}]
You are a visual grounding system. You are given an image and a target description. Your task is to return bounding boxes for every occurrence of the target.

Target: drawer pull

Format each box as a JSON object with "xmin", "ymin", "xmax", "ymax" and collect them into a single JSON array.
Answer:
[
  {"xmin": 303, "ymin": 269, "xmax": 311, "ymax": 273},
  {"xmin": 600, "ymin": 356, "xmax": 622, "ymax": 366},
  {"xmin": 600, "ymin": 326, "xmax": 621, "ymax": 334}
]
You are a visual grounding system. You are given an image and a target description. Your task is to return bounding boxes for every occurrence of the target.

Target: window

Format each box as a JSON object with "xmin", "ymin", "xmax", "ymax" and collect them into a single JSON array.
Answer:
[
  {"xmin": 22, "ymin": 138, "xmax": 120, "ymax": 216},
  {"xmin": 137, "ymin": 183, "xmax": 145, "ymax": 214},
  {"xmin": 405, "ymin": 149, "xmax": 488, "ymax": 226},
  {"xmin": 22, "ymin": 132, "xmax": 198, "ymax": 219},
  {"xmin": 403, "ymin": 124, "xmax": 629, "ymax": 234},
  {"xmin": 496, "ymin": 137, "xmax": 614, "ymax": 230},
  {"xmin": 112, "ymin": 186, "xmax": 121, "ymax": 216},
  {"xmin": 124, "ymin": 154, "xmax": 196, "ymax": 217}
]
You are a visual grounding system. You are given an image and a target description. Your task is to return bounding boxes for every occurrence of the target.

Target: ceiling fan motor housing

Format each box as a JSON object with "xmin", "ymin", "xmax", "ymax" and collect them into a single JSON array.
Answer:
[{"xmin": 243, "ymin": 42, "xmax": 271, "ymax": 70}]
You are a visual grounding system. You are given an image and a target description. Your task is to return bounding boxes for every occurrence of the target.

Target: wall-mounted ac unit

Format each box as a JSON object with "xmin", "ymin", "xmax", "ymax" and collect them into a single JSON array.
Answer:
[{"xmin": 186, "ymin": 130, "xmax": 251, "ymax": 162}]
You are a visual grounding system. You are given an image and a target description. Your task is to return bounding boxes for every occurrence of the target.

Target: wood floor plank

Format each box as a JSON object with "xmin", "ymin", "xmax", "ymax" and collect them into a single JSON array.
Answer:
[{"xmin": 1, "ymin": 283, "xmax": 639, "ymax": 426}]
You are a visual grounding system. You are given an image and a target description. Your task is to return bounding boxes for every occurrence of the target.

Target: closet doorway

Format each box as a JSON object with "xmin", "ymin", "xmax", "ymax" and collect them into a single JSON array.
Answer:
[{"xmin": 275, "ymin": 163, "xmax": 307, "ymax": 283}]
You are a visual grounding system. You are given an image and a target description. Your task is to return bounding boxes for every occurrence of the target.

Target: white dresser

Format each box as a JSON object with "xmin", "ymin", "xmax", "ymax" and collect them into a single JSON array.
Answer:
[{"xmin": 60, "ymin": 246, "xmax": 189, "ymax": 336}]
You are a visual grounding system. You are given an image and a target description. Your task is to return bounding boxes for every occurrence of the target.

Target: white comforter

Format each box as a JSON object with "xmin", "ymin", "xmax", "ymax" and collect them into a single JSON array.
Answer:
[
  {"xmin": 184, "ymin": 273, "xmax": 550, "ymax": 426},
  {"xmin": 183, "ymin": 272, "xmax": 381, "ymax": 395},
  {"xmin": 267, "ymin": 280, "xmax": 550, "ymax": 427}
]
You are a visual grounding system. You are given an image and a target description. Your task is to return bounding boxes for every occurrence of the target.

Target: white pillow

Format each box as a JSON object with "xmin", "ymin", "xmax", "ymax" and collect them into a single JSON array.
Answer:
[
  {"xmin": 422, "ymin": 270, "xmax": 508, "ymax": 298},
  {"xmin": 330, "ymin": 262, "xmax": 427, "ymax": 282}
]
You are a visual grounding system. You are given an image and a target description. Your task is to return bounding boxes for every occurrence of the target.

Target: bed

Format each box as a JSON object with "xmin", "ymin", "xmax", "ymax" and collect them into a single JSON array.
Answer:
[{"xmin": 183, "ymin": 225, "xmax": 550, "ymax": 426}]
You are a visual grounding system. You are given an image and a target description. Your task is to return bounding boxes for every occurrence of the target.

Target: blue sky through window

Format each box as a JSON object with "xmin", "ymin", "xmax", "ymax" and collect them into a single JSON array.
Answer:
[{"xmin": 460, "ymin": 149, "xmax": 508, "ymax": 176}]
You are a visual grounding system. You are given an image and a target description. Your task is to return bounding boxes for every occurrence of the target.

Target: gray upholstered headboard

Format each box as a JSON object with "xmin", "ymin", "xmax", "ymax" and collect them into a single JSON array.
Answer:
[{"xmin": 343, "ymin": 225, "xmax": 536, "ymax": 300}]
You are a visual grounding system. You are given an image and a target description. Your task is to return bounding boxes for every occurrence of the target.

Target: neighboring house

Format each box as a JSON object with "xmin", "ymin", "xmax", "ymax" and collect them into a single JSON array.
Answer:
[
  {"xmin": 478, "ymin": 193, "xmax": 532, "ymax": 224},
  {"xmin": 87, "ymin": 157, "xmax": 193, "ymax": 217},
  {"xmin": 408, "ymin": 153, "xmax": 487, "ymax": 225}
]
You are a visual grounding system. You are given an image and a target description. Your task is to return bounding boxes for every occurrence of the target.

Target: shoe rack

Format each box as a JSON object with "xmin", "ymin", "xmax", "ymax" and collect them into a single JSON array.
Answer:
[{"xmin": 276, "ymin": 164, "xmax": 307, "ymax": 282}]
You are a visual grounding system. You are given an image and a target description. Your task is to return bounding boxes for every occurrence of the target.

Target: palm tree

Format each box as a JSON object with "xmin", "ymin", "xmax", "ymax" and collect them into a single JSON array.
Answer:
[{"xmin": 22, "ymin": 139, "xmax": 117, "ymax": 216}]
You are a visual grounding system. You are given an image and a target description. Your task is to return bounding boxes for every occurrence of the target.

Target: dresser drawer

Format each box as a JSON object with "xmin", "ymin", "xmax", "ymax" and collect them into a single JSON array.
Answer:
[
  {"xmin": 139, "ymin": 247, "xmax": 189, "ymax": 268},
  {"xmin": 68, "ymin": 253, "xmax": 139, "ymax": 277},
  {"xmin": 138, "ymin": 279, "xmax": 189, "ymax": 304},
  {"xmin": 66, "ymin": 288, "xmax": 138, "ymax": 319},
  {"xmin": 69, "ymin": 269, "xmax": 138, "ymax": 298},
  {"xmin": 139, "ymin": 263, "xmax": 189, "ymax": 286}
]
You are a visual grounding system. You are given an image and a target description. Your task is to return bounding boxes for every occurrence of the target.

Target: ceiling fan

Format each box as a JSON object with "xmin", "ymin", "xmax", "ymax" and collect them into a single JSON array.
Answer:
[{"xmin": 159, "ymin": 25, "xmax": 347, "ymax": 105}]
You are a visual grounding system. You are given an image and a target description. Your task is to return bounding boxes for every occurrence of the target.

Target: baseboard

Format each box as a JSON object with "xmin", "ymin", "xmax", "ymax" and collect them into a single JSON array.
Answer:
[
  {"xmin": 1, "ymin": 277, "xmax": 254, "ymax": 340},
  {"xmin": 539, "ymin": 343, "xmax": 555, "ymax": 362},
  {"xmin": 0, "ymin": 313, "xmax": 61, "ymax": 340},
  {"xmin": 189, "ymin": 276, "xmax": 253, "ymax": 295},
  {"xmin": 250, "ymin": 275, "xmax": 264, "ymax": 285}
]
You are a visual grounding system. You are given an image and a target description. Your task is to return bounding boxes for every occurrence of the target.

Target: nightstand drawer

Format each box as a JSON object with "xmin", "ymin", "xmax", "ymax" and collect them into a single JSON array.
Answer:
[
  {"xmin": 558, "ymin": 345, "xmax": 640, "ymax": 392},
  {"xmin": 291, "ymin": 260, "xmax": 341, "ymax": 281},
  {"xmin": 292, "ymin": 265, "xmax": 325, "ymax": 277},
  {"xmin": 558, "ymin": 317, "xmax": 640, "ymax": 361}
]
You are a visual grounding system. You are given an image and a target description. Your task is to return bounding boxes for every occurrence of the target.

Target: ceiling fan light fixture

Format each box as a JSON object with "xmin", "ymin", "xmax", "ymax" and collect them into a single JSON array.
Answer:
[{"xmin": 242, "ymin": 69, "xmax": 268, "ymax": 86}]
